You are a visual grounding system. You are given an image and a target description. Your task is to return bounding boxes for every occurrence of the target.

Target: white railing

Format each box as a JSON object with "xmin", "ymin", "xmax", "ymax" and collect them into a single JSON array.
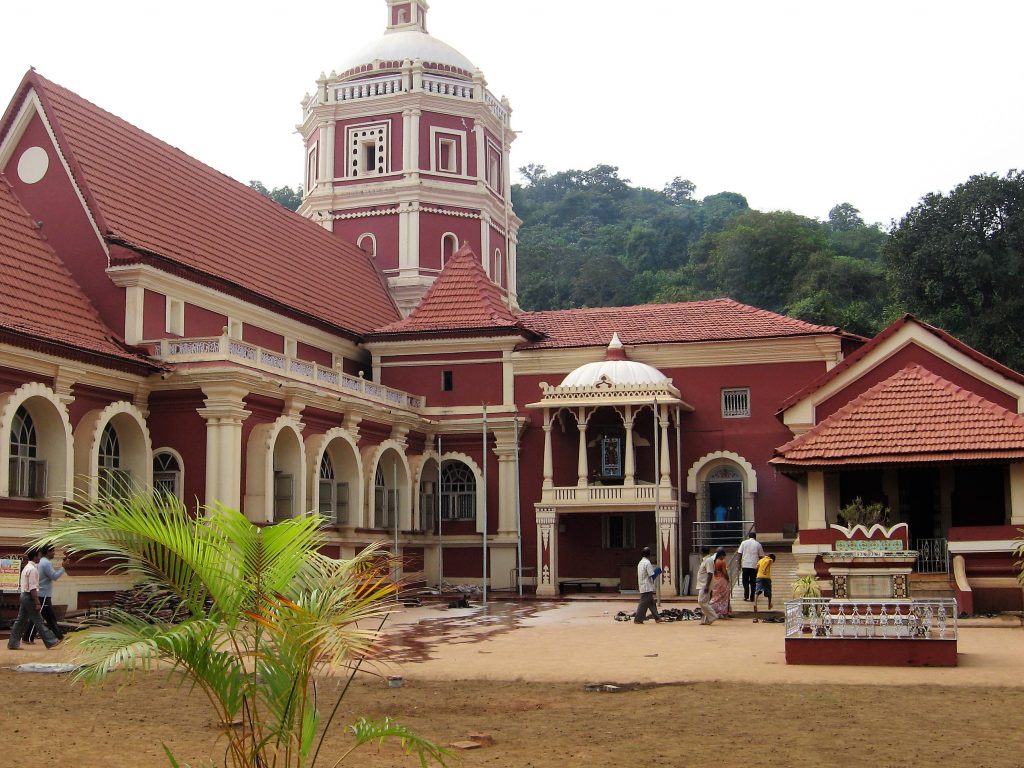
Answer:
[
  {"xmin": 692, "ymin": 520, "xmax": 754, "ymax": 551},
  {"xmin": 335, "ymin": 74, "xmax": 405, "ymax": 102},
  {"xmin": 545, "ymin": 483, "xmax": 674, "ymax": 506},
  {"xmin": 485, "ymin": 91, "xmax": 508, "ymax": 123},
  {"xmin": 785, "ymin": 598, "xmax": 958, "ymax": 640},
  {"xmin": 422, "ymin": 74, "xmax": 474, "ymax": 99},
  {"xmin": 152, "ymin": 336, "xmax": 424, "ymax": 409}
]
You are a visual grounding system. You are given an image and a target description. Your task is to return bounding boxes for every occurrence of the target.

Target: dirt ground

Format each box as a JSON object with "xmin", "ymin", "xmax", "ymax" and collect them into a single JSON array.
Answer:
[{"xmin": 3, "ymin": 600, "xmax": 1024, "ymax": 767}]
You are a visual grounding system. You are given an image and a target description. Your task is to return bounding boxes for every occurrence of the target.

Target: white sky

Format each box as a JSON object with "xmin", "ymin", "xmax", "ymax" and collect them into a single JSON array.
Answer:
[{"xmin": 2, "ymin": 0, "xmax": 1020, "ymax": 227}]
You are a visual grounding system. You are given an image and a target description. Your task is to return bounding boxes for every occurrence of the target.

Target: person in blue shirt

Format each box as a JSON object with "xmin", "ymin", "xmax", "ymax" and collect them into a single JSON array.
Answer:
[{"xmin": 25, "ymin": 544, "xmax": 66, "ymax": 643}]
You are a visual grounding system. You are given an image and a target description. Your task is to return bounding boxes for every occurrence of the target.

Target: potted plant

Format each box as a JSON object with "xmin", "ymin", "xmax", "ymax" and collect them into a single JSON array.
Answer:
[{"xmin": 792, "ymin": 575, "xmax": 823, "ymax": 633}]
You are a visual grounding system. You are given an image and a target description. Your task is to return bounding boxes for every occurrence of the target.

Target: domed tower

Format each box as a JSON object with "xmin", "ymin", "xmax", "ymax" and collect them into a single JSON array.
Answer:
[{"xmin": 299, "ymin": 0, "xmax": 520, "ymax": 316}]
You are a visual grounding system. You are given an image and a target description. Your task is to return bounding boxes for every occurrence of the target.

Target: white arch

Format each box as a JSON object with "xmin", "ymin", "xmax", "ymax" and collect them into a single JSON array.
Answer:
[
  {"xmin": 304, "ymin": 427, "xmax": 363, "ymax": 526},
  {"xmin": 152, "ymin": 446, "xmax": 186, "ymax": 501},
  {"xmin": 244, "ymin": 415, "xmax": 306, "ymax": 524},
  {"xmin": 361, "ymin": 439, "xmax": 412, "ymax": 531},
  {"xmin": 357, "ymin": 232, "xmax": 377, "ymax": 258},
  {"xmin": 438, "ymin": 450, "xmax": 486, "ymax": 535},
  {"xmin": 73, "ymin": 401, "xmax": 153, "ymax": 502},
  {"xmin": 493, "ymin": 248, "xmax": 502, "ymax": 284},
  {"xmin": 441, "ymin": 232, "xmax": 458, "ymax": 269},
  {"xmin": 686, "ymin": 450, "xmax": 758, "ymax": 494},
  {"xmin": 0, "ymin": 382, "xmax": 74, "ymax": 501}
]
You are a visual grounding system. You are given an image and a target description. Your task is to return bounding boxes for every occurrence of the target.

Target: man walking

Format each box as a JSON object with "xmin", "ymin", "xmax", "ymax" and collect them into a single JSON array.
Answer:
[
  {"xmin": 696, "ymin": 547, "xmax": 721, "ymax": 625},
  {"xmin": 26, "ymin": 544, "xmax": 66, "ymax": 643},
  {"xmin": 634, "ymin": 547, "xmax": 662, "ymax": 624},
  {"xmin": 7, "ymin": 547, "xmax": 60, "ymax": 650},
  {"xmin": 753, "ymin": 553, "xmax": 776, "ymax": 613},
  {"xmin": 737, "ymin": 532, "xmax": 764, "ymax": 601}
]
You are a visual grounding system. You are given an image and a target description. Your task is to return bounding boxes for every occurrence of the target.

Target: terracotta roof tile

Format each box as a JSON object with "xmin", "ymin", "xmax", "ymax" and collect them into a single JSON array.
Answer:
[
  {"xmin": 517, "ymin": 299, "xmax": 840, "ymax": 349},
  {"xmin": 771, "ymin": 364, "xmax": 1024, "ymax": 467},
  {"xmin": 0, "ymin": 175, "xmax": 148, "ymax": 365},
  {"xmin": 372, "ymin": 244, "xmax": 531, "ymax": 338},
  {"xmin": 27, "ymin": 73, "xmax": 399, "ymax": 336}
]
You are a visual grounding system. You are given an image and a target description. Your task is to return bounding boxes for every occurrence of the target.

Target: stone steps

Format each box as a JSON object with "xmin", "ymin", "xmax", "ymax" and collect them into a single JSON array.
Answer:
[{"xmin": 731, "ymin": 550, "xmax": 799, "ymax": 605}]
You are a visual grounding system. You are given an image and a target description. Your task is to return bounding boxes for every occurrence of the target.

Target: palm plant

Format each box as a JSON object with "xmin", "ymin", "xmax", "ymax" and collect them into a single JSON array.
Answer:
[{"xmin": 38, "ymin": 492, "xmax": 447, "ymax": 768}]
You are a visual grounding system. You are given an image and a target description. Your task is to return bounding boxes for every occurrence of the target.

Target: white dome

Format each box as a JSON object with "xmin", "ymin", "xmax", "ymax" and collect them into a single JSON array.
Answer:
[
  {"xmin": 560, "ymin": 359, "xmax": 668, "ymax": 388},
  {"xmin": 339, "ymin": 30, "xmax": 476, "ymax": 74}
]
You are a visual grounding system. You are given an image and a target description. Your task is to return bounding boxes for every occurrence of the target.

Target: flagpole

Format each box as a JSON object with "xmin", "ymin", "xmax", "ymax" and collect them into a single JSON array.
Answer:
[
  {"xmin": 654, "ymin": 397, "xmax": 661, "ymax": 608},
  {"xmin": 482, "ymin": 403, "xmax": 488, "ymax": 605}
]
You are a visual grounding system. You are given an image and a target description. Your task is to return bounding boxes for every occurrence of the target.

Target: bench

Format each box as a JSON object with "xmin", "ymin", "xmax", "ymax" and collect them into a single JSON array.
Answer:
[{"xmin": 559, "ymin": 580, "xmax": 601, "ymax": 594}]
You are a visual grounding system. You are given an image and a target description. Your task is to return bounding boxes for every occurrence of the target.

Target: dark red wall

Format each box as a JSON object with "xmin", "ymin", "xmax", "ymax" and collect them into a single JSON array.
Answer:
[{"xmin": 147, "ymin": 389, "xmax": 207, "ymax": 512}]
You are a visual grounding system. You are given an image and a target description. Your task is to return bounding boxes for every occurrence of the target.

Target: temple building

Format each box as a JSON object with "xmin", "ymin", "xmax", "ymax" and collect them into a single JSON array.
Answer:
[{"xmin": 0, "ymin": 0, "xmax": 1021, "ymax": 615}]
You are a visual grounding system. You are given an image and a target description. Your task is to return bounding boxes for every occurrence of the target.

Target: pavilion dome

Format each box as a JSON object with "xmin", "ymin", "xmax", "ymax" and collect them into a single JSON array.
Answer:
[
  {"xmin": 338, "ymin": 29, "xmax": 476, "ymax": 76},
  {"xmin": 559, "ymin": 334, "xmax": 668, "ymax": 387}
]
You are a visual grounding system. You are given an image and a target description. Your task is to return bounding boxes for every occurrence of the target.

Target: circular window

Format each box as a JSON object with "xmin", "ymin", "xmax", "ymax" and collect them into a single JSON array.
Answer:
[{"xmin": 17, "ymin": 146, "xmax": 49, "ymax": 184}]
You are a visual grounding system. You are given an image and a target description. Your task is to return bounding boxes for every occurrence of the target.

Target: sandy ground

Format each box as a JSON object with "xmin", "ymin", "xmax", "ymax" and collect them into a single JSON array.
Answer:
[{"xmin": 3, "ymin": 600, "xmax": 1024, "ymax": 767}]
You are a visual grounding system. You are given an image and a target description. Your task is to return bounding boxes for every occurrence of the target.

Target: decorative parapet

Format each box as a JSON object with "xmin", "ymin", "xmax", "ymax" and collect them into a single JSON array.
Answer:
[
  {"xmin": 529, "ymin": 380, "xmax": 687, "ymax": 408},
  {"xmin": 151, "ymin": 335, "xmax": 424, "ymax": 410},
  {"xmin": 785, "ymin": 598, "xmax": 958, "ymax": 641}
]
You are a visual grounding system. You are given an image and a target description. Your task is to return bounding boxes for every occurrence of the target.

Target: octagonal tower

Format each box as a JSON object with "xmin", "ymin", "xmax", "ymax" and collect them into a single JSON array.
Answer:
[{"xmin": 299, "ymin": 0, "xmax": 520, "ymax": 316}]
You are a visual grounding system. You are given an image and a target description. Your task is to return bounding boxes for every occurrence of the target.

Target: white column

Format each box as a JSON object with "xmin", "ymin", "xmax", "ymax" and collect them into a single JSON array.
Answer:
[
  {"xmin": 402, "ymin": 109, "xmax": 412, "ymax": 173},
  {"xmin": 409, "ymin": 108, "xmax": 422, "ymax": 176},
  {"xmin": 542, "ymin": 416, "xmax": 553, "ymax": 489},
  {"xmin": 494, "ymin": 433, "xmax": 518, "ymax": 535},
  {"xmin": 536, "ymin": 507, "xmax": 557, "ymax": 596},
  {"xmin": 657, "ymin": 506, "xmax": 679, "ymax": 597},
  {"xmin": 576, "ymin": 408, "xmax": 588, "ymax": 487},
  {"xmin": 480, "ymin": 213, "xmax": 491, "ymax": 269},
  {"xmin": 1010, "ymin": 463, "xmax": 1024, "ymax": 525},
  {"xmin": 623, "ymin": 406, "xmax": 635, "ymax": 486},
  {"xmin": 198, "ymin": 384, "xmax": 251, "ymax": 511},
  {"xmin": 319, "ymin": 120, "xmax": 336, "ymax": 186},
  {"xmin": 473, "ymin": 120, "xmax": 486, "ymax": 184},
  {"xmin": 659, "ymin": 404, "xmax": 671, "ymax": 485},
  {"xmin": 124, "ymin": 286, "xmax": 144, "ymax": 345},
  {"xmin": 806, "ymin": 471, "xmax": 827, "ymax": 530}
]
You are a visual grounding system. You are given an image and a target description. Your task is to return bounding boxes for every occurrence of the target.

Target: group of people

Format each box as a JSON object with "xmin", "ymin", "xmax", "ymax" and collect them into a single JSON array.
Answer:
[
  {"xmin": 635, "ymin": 532, "xmax": 776, "ymax": 626},
  {"xmin": 6, "ymin": 544, "xmax": 67, "ymax": 650}
]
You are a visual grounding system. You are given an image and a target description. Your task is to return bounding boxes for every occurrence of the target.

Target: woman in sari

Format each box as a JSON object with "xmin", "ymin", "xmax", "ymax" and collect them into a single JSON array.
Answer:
[{"xmin": 710, "ymin": 548, "xmax": 732, "ymax": 618}]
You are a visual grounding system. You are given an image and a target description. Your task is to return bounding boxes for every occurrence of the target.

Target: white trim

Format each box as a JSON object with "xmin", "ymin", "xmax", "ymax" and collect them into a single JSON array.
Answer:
[
  {"xmin": 165, "ymin": 296, "xmax": 185, "ymax": 336},
  {"xmin": 946, "ymin": 539, "xmax": 1017, "ymax": 553},
  {"xmin": 0, "ymin": 383, "xmax": 74, "ymax": 502},
  {"xmin": 244, "ymin": 415, "xmax": 307, "ymax": 524},
  {"xmin": 152, "ymin": 446, "xmax": 185, "ymax": 500},
  {"xmin": 72, "ymin": 401, "xmax": 154, "ymax": 502},
  {"xmin": 686, "ymin": 450, "xmax": 758, "ymax": 494},
  {"xmin": 357, "ymin": 232, "xmax": 377, "ymax": 258},
  {"xmin": 440, "ymin": 232, "xmax": 458, "ymax": 268},
  {"xmin": 428, "ymin": 126, "xmax": 469, "ymax": 177},
  {"xmin": 305, "ymin": 427, "xmax": 364, "ymax": 527}
]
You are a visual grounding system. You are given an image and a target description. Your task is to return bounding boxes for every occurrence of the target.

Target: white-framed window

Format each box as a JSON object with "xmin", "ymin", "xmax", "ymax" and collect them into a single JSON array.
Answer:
[
  {"xmin": 373, "ymin": 465, "xmax": 397, "ymax": 528},
  {"xmin": 722, "ymin": 388, "xmax": 751, "ymax": 418},
  {"xmin": 438, "ymin": 138, "xmax": 456, "ymax": 172},
  {"xmin": 485, "ymin": 141, "xmax": 502, "ymax": 192},
  {"xmin": 347, "ymin": 122, "xmax": 390, "ymax": 178},
  {"xmin": 305, "ymin": 143, "xmax": 319, "ymax": 192},
  {"xmin": 430, "ymin": 128, "xmax": 466, "ymax": 175},
  {"xmin": 273, "ymin": 470, "xmax": 294, "ymax": 521},
  {"xmin": 153, "ymin": 451, "xmax": 181, "ymax": 499},
  {"xmin": 440, "ymin": 461, "xmax": 475, "ymax": 520},
  {"xmin": 9, "ymin": 406, "xmax": 46, "ymax": 499},
  {"xmin": 493, "ymin": 248, "xmax": 502, "ymax": 284},
  {"xmin": 419, "ymin": 479, "xmax": 436, "ymax": 531},
  {"xmin": 602, "ymin": 513, "xmax": 636, "ymax": 549},
  {"xmin": 165, "ymin": 297, "xmax": 184, "ymax": 336},
  {"xmin": 98, "ymin": 423, "xmax": 131, "ymax": 499},
  {"xmin": 441, "ymin": 233, "xmax": 458, "ymax": 268},
  {"xmin": 318, "ymin": 454, "xmax": 350, "ymax": 525},
  {"xmin": 357, "ymin": 232, "xmax": 377, "ymax": 258}
]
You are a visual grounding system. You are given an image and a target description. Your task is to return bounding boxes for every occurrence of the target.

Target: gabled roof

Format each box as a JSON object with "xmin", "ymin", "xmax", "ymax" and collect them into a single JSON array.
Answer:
[
  {"xmin": 8, "ymin": 72, "xmax": 400, "ymax": 338},
  {"xmin": 370, "ymin": 243, "xmax": 534, "ymax": 339},
  {"xmin": 776, "ymin": 314, "xmax": 1024, "ymax": 415},
  {"xmin": 516, "ymin": 298, "xmax": 843, "ymax": 350},
  {"xmin": 0, "ymin": 175, "xmax": 152, "ymax": 369},
  {"xmin": 770, "ymin": 364, "xmax": 1024, "ymax": 468}
]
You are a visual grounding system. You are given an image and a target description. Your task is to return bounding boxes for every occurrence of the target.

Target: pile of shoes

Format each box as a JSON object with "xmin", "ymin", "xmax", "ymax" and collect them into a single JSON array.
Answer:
[
  {"xmin": 657, "ymin": 608, "xmax": 703, "ymax": 622},
  {"xmin": 613, "ymin": 611, "xmax": 634, "ymax": 622}
]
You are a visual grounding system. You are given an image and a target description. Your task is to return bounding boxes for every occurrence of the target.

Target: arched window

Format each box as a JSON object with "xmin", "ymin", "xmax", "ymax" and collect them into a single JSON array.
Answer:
[
  {"xmin": 440, "ymin": 461, "xmax": 475, "ymax": 520},
  {"xmin": 441, "ymin": 233, "xmax": 458, "ymax": 269},
  {"xmin": 357, "ymin": 232, "xmax": 377, "ymax": 258},
  {"xmin": 319, "ymin": 453, "xmax": 350, "ymax": 525},
  {"xmin": 373, "ymin": 465, "xmax": 397, "ymax": 528},
  {"xmin": 9, "ymin": 406, "xmax": 44, "ymax": 498},
  {"xmin": 493, "ymin": 248, "xmax": 503, "ymax": 285},
  {"xmin": 98, "ymin": 423, "xmax": 131, "ymax": 498},
  {"xmin": 153, "ymin": 451, "xmax": 181, "ymax": 499}
]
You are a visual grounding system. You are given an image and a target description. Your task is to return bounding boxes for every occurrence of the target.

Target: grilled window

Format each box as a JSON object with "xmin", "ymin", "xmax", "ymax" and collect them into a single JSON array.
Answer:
[{"xmin": 721, "ymin": 388, "xmax": 751, "ymax": 418}]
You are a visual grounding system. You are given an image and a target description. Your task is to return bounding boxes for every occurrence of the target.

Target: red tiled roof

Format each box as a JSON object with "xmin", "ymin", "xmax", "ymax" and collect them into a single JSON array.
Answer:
[
  {"xmin": 371, "ymin": 244, "xmax": 533, "ymax": 338},
  {"xmin": 517, "ymin": 299, "xmax": 840, "ymax": 349},
  {"xmin": 771, "ymin": 364, "xmax": 1024, "ymax": 468},
  {"xmin": 776, "ymin": 315, "xmax": 1024, "ymax": 415},
  {"xmin": 0, "ymin": 175, "xmax": 150, "ymax": 367},
  {"xmin": 23, "ymin": 72, "xmax": 400, "ymax": 337}
]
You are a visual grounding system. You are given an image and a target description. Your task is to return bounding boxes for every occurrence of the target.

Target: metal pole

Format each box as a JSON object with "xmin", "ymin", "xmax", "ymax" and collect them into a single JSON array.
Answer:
[
  {"xmin": 675, "ymin": 405, "xmax": 683, "ymax": 596},
  {"xmin": 514, "ymin": 414, "xmax": 523, "ymax": 597},
  {"xmin": 393, "ymin": 461, "xmax": 399, "ymax": 590},
  {"xmin": 653, "ymin": 397, "xmax": 660, "ymax": 608},
  {"xmin": 437, "ymin": 434, "xmax": 443, "ymax": 591},
  {"xmin": 482, "ymin": 403, "xmax": 488, "ymax": 605}
]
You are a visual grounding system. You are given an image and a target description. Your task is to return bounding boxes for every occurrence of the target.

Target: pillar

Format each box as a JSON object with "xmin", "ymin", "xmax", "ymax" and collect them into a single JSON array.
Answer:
[
  {"xmin": 657, "ymin": 505, "xmax": 679, "ymax": 597},
  {"xmin": 576, "ymin": 408, "xmax": 588, "ymax": 487},
  {"xmin": 198, "ymin": 384, "xmax": 251, "ymax": 511},
  {"xmin": 535, "ymin": 507, "xmax": 557, "ymax": 596},
  {"xmin": 806, "ymin": 471, "xmax": 827, "ymax": 531},
  {"xmin": 623, "ymin": 406, "xmax": 635, "ymax": 486},
  {"xmin": 542, "ymin": 413, "xmax": 553, "ymax": 489},
  {"xmin": 494, "ymin": 435, "xmax": 518, "ymax": 536},
  {"xmin": 659, "ymin": 404, "xmax": 670, "ymax": 485},
  {"xmin": 319, "ymin": 120, "xmax": 336, "ymax": 187},
  {"xmin": 1010, "ymin": 463, "xmax": 1024, "ymax": 525}
]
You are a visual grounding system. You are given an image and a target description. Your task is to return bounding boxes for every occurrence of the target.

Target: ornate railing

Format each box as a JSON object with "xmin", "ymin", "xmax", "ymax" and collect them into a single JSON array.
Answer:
[
  {"xmin": 543, "ymin": 483, "xmax": 674, "ymax": 507},
  {"xmin": 334, "ymin": 73, "xmax": 404, "ymax": 102},
  {"xmin": 784, "ymin": 598, "xmax": 958, "ymax": 640},
  {"xmin": 692, "ymin": 519, "xmax": 754, "ymax": 552},
  {"xmin": 152, "ymin": 336, "xmax": 424, "ymax": 409},
  {"xmin": 914, "ymin": 538, "xmax": 949, "ymax": 573},
  {"xmin": 422, "ymin": 74, "xmax": 473, "ymax": 99}
]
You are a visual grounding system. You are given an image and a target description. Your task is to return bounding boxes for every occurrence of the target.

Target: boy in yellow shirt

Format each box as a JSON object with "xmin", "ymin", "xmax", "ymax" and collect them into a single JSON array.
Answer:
[{"xmin": 752, "ymin": 553, "xmax": 776, "ymax": 613}]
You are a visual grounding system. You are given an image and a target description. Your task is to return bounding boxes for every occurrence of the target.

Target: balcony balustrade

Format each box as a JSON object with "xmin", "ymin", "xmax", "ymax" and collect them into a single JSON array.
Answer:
[
  {"xmin": 151, "ymin": 336, "xmax": 424, "ymax": 410},
  {"xmin": 540, "ymin": 482, "xmax": 676, "ymax": 510}
]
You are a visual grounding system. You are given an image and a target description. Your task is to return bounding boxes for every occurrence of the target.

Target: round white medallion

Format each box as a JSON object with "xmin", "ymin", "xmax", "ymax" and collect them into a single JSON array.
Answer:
[{"xmin": 17, "ymin": 146, "xmax": 49, "ymax": 184}]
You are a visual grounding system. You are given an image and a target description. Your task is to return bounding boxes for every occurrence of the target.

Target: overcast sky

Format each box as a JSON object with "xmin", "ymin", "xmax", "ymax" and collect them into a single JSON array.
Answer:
[{"xmin": 2, "ymin": 1, "xmax": 1021, "ymax": 227}]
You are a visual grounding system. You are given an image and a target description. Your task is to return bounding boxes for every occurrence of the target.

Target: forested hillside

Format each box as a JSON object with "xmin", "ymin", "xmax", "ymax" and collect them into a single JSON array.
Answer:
[{"xmin": 512, "ymin": 166, "xmax": 1024, "ymax": 370}]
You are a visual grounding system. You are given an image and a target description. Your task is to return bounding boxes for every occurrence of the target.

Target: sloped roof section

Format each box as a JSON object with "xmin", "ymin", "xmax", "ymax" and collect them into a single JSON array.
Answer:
[
  {"xmin": 517, "ymin": 299, "xmax": 841, "ymax": 350},
  {"xmin": 26, "ymin": 73, "xmax": 399, "ymax": 336},
  {"xmin": 771, "ymin": 364, "xmax": 1024, "ymax": 468},
  {"xmin": 775, "ymin": 314, "xmax": 1024, "ymax": 415},
  {"xmin": 371, "ymin": 244, "xmax": 532, "ymax": 338},
  {"xmin": 0, "ymin": 175, "xmax": 150, "ymax": 366}
]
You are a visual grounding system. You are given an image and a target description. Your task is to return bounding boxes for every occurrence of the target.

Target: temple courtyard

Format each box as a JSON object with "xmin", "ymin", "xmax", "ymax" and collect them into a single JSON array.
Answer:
[{"xmin": 3, "ymin": 599, "xmax": 1024, "ymax": 766}]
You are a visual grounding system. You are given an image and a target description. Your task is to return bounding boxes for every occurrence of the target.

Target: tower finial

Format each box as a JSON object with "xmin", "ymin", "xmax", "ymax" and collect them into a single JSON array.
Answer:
[
  {"xmin": 605, "ymin": 333, "xmax": 627, "ymax": 360},
  {"xmin": 386, "ymin": 0, "xmax": 429, "ymax": 33}
]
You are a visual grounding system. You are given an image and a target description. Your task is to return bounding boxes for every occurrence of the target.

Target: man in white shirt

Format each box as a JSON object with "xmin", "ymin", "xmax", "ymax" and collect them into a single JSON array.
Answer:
[
  {"xmin": 634, "ymin": 547, "xmax": 662, "ymax": 624},
  {"xmin": 696, "ymin": 547, "xmax": 721, "ymax": 625},
  {"xmin": 7, "ymin": 547, "xmax": 60, "ymax": 649},
  {"xmin": 737, "ymin": 532, "xmax": 765, "ymax": 602}
]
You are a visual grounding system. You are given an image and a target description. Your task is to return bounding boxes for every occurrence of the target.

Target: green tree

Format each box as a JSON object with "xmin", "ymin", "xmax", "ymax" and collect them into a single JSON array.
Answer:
[
  {"xmin": 884, "ymin": 170, "xmax": 1024, "ymax": 369},
  {"xmin": 827, "ymin": 202, "xmax": 865, "ymax": 232},
  {"xmin": 41, "ymin": 494, "xmax": 447, "ymax": 768},
  {"xmin": 663, "ymin": 177, "xmax": 697, "ymax": 206},
  {"xmin": 250, "ymin": 180, "xmax": 303, "ymax": 212}
]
